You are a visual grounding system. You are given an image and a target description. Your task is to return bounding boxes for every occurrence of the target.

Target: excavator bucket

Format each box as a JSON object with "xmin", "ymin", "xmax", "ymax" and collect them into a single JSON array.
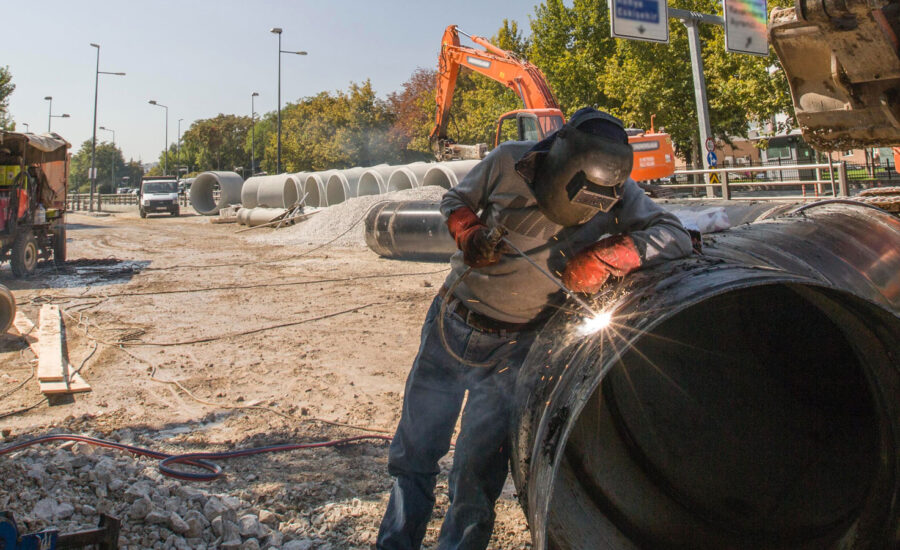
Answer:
[{"xmin": 769, "ymin": 0, "xmax": 900, "ymax": 150}]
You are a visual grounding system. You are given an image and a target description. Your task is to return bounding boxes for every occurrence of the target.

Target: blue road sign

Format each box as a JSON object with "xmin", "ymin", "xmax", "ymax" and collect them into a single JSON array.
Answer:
[
  {"xmin": 610, "ymin": 0, "xmax": 669, "ymax": 43},
  {"xmin": 707, "ymin": 151, "xmax": 718, "ymax": 167}
]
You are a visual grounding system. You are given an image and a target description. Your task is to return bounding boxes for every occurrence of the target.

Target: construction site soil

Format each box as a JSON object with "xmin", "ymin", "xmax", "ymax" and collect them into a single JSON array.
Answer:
[{"xmin": 0, "ymin": 194, "xmax": 531, "ymax": 549}]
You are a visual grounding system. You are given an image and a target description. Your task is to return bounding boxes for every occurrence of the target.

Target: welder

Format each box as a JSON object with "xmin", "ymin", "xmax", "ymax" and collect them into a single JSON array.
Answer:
[{"xmin": 377, "ymin": 108, "xmax": 692, "ymax": 550}]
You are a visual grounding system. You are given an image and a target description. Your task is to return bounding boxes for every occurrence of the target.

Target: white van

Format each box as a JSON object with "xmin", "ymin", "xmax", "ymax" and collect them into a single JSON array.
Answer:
[{"xmin": 139, "ymin": 179, "xmax": 180, "ymax": 218}]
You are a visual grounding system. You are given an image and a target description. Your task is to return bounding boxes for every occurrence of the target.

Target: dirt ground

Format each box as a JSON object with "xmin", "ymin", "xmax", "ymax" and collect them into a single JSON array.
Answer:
[{"xmin": 0, "ymin": 205, "xmax": 532, "ymax": 549}]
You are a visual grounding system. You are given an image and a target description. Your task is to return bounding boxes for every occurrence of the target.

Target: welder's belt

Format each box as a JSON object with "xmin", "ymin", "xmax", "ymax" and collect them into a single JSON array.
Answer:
[{"xmin": 438, "ymin": 285, "xmax": 548, "ymax": 334}]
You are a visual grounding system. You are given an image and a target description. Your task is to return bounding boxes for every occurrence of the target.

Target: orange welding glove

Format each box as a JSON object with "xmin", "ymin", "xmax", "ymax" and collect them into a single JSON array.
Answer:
[
  {"xmin": 562, "ymin": 234, "xmax": 642, "ymax": 294},
  {"xmin": 446, "ymin": 206, "xmax": 502, "ymax": 268}
]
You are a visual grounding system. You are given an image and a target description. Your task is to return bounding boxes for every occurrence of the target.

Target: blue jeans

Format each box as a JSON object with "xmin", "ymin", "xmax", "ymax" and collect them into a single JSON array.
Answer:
[{"xmin": 377, "ymin": 295, "xmax": 538, "ymax": 550}]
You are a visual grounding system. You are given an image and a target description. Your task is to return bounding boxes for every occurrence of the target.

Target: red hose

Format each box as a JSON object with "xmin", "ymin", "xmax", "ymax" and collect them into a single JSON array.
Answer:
[{"xmin": 0, "ymin": 433, "xmax": 392, "ymax": 482}]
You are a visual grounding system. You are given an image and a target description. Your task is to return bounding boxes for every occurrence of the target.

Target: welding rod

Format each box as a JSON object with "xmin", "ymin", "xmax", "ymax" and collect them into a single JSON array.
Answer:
[{"xmin": 500, "ymin": 236, "xmax": 598, "ymax": 316}]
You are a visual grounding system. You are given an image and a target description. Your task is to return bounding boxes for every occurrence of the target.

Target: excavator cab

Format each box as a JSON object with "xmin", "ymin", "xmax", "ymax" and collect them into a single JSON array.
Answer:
[{"xmin": 495, "ymin": 109, "xmax": 565, "ymax": 146}]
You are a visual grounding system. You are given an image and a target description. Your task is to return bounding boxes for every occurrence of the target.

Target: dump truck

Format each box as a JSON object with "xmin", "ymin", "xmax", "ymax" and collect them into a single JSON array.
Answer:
[{"xmin": 0, "ymin": 132, "xmax": 69, "ymax": 277}]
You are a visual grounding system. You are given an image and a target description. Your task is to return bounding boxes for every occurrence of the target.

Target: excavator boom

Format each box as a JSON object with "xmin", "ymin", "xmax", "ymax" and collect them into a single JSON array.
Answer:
[{"xmin": 430, "ymin": 25, "xmax": 561, "ymax": 144}]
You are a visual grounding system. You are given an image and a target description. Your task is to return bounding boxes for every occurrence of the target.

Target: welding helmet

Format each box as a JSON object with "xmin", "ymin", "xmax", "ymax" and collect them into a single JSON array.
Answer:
[{"xmin": 517, "ymin": 108, "xmax": 633, "ymax": 227}]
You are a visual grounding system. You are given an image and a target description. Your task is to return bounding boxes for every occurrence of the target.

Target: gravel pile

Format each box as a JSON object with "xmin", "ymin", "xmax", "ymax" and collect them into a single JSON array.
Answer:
[
  {"xmin": 1, "ymin": 427, "xmax": 392, "ymax": 550},
  {"xmin": 248, "ymin": 186, "xmax": 446, "ymax": 249}
]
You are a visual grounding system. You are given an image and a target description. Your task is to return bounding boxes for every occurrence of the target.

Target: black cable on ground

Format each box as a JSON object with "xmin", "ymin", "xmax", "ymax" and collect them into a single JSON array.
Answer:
[{"xmin": 0, "ymin": 433, "xmax": 391, "ymax": 482}]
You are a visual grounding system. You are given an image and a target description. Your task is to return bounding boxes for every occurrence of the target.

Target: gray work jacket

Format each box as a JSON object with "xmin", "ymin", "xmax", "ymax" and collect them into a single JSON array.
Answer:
[{"xmin": 440, "ymin": 140, "xmax": 693, "ymax": 324}]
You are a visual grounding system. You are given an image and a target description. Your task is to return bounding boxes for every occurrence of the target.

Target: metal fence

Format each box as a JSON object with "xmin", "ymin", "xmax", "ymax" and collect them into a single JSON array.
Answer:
[
  {"xmin": 661, "ymin": 162, "xmax": 850, "ymax": 201},
  {"xmin": 66, "ymin": 193, "xmax": 191, "ymax": 211}
]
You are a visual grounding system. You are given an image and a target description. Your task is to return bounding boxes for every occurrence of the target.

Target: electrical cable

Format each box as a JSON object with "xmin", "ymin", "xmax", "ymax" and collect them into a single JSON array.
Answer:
[{"xmin": 0, "ymin": 433, "xmax": 391, "ymax": 482}]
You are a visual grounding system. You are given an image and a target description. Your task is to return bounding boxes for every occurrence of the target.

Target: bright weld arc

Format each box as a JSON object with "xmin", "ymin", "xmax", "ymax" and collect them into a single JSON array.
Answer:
[{"xmin": 578, "ymin": 309, "xmax": 614, "ymax": 335}]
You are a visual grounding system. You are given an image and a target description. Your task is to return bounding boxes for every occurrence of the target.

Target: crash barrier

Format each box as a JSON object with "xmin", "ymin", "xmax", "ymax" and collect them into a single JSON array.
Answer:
[
  {"xmin": 189, "ymin": 171, "xmax": 244, "ymax": 216},
  {"xmin": 65, "ymin": 193, "xmax": 194, "ymax": 211},
  {"xmin": 363, "ymin": 200, "xmax": 801, "ymax": 261},
  {"xmin": 509, "ymin": 202, "xmax": 900, "ymax": 549},
  {"xmin": 665, "ymin": 162, "xmax": 847, "ymax": 201}
]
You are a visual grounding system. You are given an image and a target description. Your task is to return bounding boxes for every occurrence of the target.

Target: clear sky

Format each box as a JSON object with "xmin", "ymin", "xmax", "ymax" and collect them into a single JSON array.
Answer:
[{"xmin": 3, "ymin": 0, "xmax": 543, "ymax": 164}]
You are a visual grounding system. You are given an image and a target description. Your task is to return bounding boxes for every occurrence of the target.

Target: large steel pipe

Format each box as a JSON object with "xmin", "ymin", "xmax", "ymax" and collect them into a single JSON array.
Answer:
[
  {"xmin": 363, "ymin": 201, "xmax": 799, "ymax": 261},
  {"xmin": 325, "ymin": 167, "xmax": 366, "ymax": 206},
  {"xmin": 387, "ymin": 162, "xmax": 432, "ymax": 192},
  {"xmin": 421, "ymin": 160, "xmax": 480, "ymax": 189},
  {"xmin": 189, "ymin": 171, "xmax": 243, "ymax": 216},
  {"xmin": 256, "ymin": 174, "xmax": 301, "ymax": 209},
  {"xmin": 364, "ymin": 201, "xmax": 455, "ymax": 261},
  {"xmin": 358, "ymin": 165, "xmax": 394, "ymax": 196},
  {"xmin": 511, "ymin": 202, "xmax": 900, "ymax": 550}
]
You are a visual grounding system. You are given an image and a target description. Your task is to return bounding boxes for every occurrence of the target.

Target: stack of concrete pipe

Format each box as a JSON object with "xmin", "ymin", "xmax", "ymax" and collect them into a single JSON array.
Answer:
[{"xmin": 233, "ymin": 161, "xmax": 481, "ymax": 223}]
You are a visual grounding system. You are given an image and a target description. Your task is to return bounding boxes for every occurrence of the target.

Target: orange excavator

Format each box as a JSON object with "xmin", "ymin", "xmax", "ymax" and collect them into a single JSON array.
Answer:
[{"xmin": 429, "ymin": 25, "xmax": 676, "ymax": 182}]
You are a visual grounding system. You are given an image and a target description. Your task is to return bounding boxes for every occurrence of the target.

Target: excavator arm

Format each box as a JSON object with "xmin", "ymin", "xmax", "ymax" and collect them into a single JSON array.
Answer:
[
  {"xmin": 429, "ymin": 25, "xmax": 561, "ymax": 156},
  {"xmin": 769, "ymin": 0, "xmax": 900, "ymax": 150}
]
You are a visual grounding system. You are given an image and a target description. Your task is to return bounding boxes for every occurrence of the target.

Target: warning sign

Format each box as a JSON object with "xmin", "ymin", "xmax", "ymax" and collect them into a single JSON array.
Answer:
[{"xmin": 709, "ymin": 173, "xmax": 721, "ymax": 184}]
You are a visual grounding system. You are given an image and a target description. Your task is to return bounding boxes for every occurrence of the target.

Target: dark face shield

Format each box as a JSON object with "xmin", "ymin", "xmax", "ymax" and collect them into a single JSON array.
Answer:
[{"xmin": 530, "ymin": 125, "xmax": 633, "ymax": 226}]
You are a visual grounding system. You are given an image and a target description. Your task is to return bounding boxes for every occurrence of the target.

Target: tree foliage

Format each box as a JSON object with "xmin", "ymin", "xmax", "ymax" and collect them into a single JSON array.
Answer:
[
  {"xmin": 0, "ymin": 66, "xmax": 15, "ymax": 131},
  {"xmin": 529, "ymin": 0, "xmax": 793, "ymax": 163},
  {"xmin": 179, "ymin": 114, "xmax": 252, "ymax": 173},
  {"xmin": 268, "ymin": 80, "xmax": 400, "ymax": 172},
  {"xmin": 69, "ymin": 140, "xmax": 127, "ymax": 193}
]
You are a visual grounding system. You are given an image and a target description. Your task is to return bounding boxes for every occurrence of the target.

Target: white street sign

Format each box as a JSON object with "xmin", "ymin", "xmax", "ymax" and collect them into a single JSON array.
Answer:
[
  {"xmin": 610, "ymin": 0, "xmax": 669, "ymax": 44},
  {"xmin": 723, "ymin": 0, "xmax": 769, "ymax": 56}
]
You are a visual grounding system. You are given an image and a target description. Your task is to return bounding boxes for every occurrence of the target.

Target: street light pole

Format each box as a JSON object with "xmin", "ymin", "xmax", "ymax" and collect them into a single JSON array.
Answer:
[
  {"xmin": 88, "ymin": 43, "xmax": 125, "ymax": 212},
  {"xmin": 251, "ymin": 92, "xmax": 259, "ymax": 175},
  {"xmin": 148, "ymin": 100, "xmax": 169, "ymax": 176},
  {"xmin": 22, "ymin": 123, "xmax": 29, "ymax": 133},
  {"xmin": 44, "ymin": 96, "xmax": 52, "ymax": 132},
  {"xmin": 177, "ymin": 118, "xmax": 183, "ymax": 175},
  {"xmin": 99, "ymin": 126, "xmax": 116, "ymax": 192},
  {"xmin": 270, "ymin": 27, "xmax": 307, "ymax": 174}
]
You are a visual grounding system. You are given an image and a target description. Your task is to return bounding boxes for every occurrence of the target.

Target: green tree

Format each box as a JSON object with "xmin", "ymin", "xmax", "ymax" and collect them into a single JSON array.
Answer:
[
  {"xmin": 269, "ymin": 80, "xmax": 400, "ymax": 173},
  {"xmin": 69, "ymin": 140, "xmax": 126, "ymax": 193},
  {"xmin": 179, "ymin": 114, "xmax": 252, "ymax": 173},
  {"xmin": 529, "ymin": 0, "xmax": 793, "ymax": 164},
  {"xmin": 0, "ymin": 66, "xmax": 15, "ymax": 131}
]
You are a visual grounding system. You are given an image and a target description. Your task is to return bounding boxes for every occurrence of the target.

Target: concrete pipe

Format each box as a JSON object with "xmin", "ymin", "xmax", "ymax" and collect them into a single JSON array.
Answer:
[
  {"xmin": 240, "ymin": 176, "xmax": 263, "ymax": 209},
  {"xmin": 245, "ymin": 207, "xmax": 287, "ymax": 227},
  {"xmin": 510, "ymin": 202, "xmax": 900, "ymax": 550},
  {"xmin": 0, "ymin": 284, "xmax": 15, "ymax": 333},
  {"xmin": 302, "ymin": 174, "xmax": 326, "ymax": 208},
  {"xmin": 291, "ymin": 172, "xmax": 308, "ymax": 203},
  {"xmin": 421, "ymin": 160, "xmax": 481, "ymax": 189},
  {"xmin": 325, "ymin": 167, "xmax": 367, "ymax": 206},
  {"xmin": 236, "ymin": 207, "xmax": 251, "ymax": 226},
  {"xmin": 189, "ymin": 171, "xmax": 243, "ymax": 216},
  {"xmin": 387, "ymin": 162, "xmax": 433, "ymax": 192},
  {"xmin": 256, "ymin": 174, "xmax": 301, "ymax": 209},
  {"xmin": 358, "ymin": 164, "xmax": 395, "ymax": 197}
]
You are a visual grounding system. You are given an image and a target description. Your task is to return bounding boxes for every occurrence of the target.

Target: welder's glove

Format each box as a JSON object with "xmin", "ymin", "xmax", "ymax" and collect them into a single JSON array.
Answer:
[
  {"xmin": 562, "ymin": 234, "xmax": 642, "ymax": 294},
  {"xmin": 446, "ymin": 206, "xmax": 503, "ymax": 268}
]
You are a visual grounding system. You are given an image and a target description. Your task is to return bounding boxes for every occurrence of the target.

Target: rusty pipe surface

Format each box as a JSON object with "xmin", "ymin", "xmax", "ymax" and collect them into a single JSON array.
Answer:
[{"xmin": 511, "ymin": 202, "xmax": 900, "ymax": 549}]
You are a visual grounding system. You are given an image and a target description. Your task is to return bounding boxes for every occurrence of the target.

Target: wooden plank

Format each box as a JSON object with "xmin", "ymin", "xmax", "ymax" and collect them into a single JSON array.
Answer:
[
  {"xmin": 40, "ymin": 362, "xmax": 91, "ymax": 395},
  {"xmin": 37, "ymin": 304, "xmax": 66, "ymax": 382},
  {"xmin": 13, "ymin": 311, "xmax": 40, "ymax": 357}
]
